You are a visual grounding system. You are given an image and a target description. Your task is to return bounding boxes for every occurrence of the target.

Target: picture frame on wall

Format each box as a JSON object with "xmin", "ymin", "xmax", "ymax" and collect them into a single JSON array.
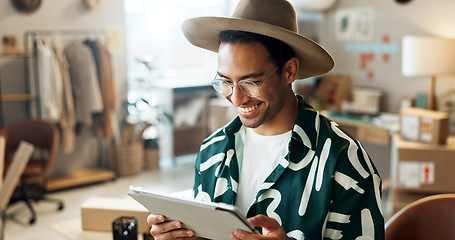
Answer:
[{"xmin": 335, "ymin": 7, "xmax": 374, "ymax": 41}]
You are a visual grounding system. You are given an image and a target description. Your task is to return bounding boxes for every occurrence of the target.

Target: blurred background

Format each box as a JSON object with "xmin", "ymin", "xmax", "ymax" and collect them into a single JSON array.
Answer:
[{"xmin": 2, "ymin": 0, "xmax": 455, "ymax": 238}]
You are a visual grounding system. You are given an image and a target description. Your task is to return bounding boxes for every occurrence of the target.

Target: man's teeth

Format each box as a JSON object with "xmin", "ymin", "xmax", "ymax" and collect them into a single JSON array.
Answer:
[{"xmin": 239, "ymin": 104, "xmax": 258, "ymax": 113}]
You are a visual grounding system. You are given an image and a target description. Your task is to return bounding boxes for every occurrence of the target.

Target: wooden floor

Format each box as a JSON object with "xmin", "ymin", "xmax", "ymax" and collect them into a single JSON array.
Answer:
[{"xmin": 3, "ymin": 156, "xmax": 196, "ymax": 240}]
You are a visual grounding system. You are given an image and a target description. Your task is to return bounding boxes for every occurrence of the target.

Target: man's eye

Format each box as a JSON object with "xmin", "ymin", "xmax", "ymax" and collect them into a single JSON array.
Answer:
[
  {"xmin": 245, "ymin": 78, "xmax": 261, "ymax": 83},
  {"xmin": 215, "ymin": 78, "xmax": 228, "ymax": 83},
  {"xmin": 245, "ymin": 80, "xmax": 260, "ymax": 85}
]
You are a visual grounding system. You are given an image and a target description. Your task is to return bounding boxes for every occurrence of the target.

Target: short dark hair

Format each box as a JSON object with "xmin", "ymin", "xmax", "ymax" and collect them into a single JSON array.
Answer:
[{"xmin": 219, "ymin": 30, "xmax": 295, "ymax": 70}]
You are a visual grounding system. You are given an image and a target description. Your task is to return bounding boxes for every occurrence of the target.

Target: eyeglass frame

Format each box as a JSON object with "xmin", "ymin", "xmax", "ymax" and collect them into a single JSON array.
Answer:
[{"xmin": 211, "ymin": 65, "xmax": 280, "ymax": 98}]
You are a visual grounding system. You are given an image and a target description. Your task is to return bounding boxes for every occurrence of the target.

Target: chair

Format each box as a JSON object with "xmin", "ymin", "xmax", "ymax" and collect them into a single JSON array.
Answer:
[
  {"xmin": 1, "ymin": 119, "xmax": 64, "ymax": 224},
  {"xmin": 385, "ymin": 194, "xmax": 455, "ymax": 240},
  {"xmin": 0, "ymin": 140, "xmax": 34, "ymax": 240}
]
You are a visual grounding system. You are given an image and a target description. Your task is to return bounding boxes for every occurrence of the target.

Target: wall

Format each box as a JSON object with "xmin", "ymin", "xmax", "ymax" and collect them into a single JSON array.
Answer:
[
  {"xmin": 292, "ymin": 0, "xmax": 455, "ymax": 180},
  {"xmin": 319, "ymin": 0, "xmax": 455, "ymax": 113},
  {"xmin": 306, "ymin": 0, "xmax": 455, "ymax": 180},
  {"xmin": 0, "ymin": 0, "xmax": 127, "ymax": 176}
]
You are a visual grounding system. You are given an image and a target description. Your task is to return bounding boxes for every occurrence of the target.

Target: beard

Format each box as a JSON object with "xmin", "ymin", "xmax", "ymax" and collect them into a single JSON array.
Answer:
[{"xmin": 237, "ymin": 97, "xmax": 284, "ymax": 130}]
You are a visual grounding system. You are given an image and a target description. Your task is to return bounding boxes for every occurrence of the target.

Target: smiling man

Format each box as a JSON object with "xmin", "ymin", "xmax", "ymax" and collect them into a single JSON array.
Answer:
[
  {"xmin": 147, "ymin": 0, "xmax": 384, "ymax": 239},
  {"xmin": 215, "ymin": 39, "xmax": 298, "ymax": 136}
]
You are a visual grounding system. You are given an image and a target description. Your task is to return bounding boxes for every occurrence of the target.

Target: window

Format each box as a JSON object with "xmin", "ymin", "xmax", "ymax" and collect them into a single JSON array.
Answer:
[{"xmin": 124, "ymin": 0, "xmax": 237, "ymax": 86}]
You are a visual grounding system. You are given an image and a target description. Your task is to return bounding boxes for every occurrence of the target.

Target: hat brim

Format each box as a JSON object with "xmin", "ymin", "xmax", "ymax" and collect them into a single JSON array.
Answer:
[{"xmin": 182, "ymin": 16, "xmax": 334, "ymax": 79}]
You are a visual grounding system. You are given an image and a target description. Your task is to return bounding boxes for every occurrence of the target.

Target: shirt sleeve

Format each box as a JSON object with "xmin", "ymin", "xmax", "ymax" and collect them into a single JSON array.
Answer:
[
  {"xmin": 325, "ymin": 168, "xmax": 384, "ymax": 239},
  {"xmin": 193, "ymin": 153, "xmax": 202, "ymax": 199}
]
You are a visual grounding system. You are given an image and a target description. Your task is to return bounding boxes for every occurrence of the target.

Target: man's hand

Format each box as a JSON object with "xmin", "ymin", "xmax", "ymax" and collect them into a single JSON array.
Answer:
[
  {"xmin": 147, "ymin": 214, "xmax": 197, "ymax": 240},
  {"xmin": 230, "ymin": 214, "xmax": 291, "ymax": 240}
]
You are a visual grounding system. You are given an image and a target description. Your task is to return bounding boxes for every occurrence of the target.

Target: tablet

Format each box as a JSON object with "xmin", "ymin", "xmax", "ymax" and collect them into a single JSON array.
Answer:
[{"xmin": 128, "ymin": 185, "xmax": 258, "ymax": 240}]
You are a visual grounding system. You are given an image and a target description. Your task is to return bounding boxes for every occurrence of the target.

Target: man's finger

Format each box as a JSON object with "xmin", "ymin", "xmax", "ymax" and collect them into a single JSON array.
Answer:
[
  {"xmin": 248, "ymin": 214, "xmax": 281, "ymax": 230},
  {"xmin": 162, "ymin": 229, "xmax": 195, "ymax": 239},
  {"xmin": 147, "ymin": 214, "xmax": 166, "ymax": 225},
  {"xmin": 150, "ymin": 220, "xmax": 183, "ymax": 236}
]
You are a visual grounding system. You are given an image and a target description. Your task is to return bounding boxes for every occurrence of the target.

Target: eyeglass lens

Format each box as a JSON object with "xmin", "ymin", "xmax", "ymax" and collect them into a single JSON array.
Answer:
[
  {"xmin": 212, "ymin": 65, "xmax": 279, "ymax": 98},
  {"xmin": 215, "ymin": 80, "xmax": 259, "ymax": 97}
]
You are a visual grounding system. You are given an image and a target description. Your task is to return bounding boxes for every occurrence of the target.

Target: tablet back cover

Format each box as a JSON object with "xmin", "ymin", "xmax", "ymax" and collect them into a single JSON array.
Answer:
[{"xmin": 128, "ymin": 187, "xmax": 255, "ymax": 240}]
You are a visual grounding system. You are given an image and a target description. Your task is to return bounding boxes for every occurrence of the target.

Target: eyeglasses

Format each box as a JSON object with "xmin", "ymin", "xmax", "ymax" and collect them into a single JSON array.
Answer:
[{"xmin": 211, "ymin": 65, "xmax": 279, "ymax": 98}]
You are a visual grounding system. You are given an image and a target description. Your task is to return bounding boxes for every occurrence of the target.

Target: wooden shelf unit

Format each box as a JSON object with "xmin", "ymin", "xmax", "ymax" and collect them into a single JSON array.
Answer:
[
  {"xmin": 45, "ymin": 168, "xmax": 116, "ymax": 192},
  {"xmin": 0, "ymin": 93, "xmax": 35, "ymax": 102},
  {"xmin": 0, "ymin": 52, "xmax": 35, "ymax": 127},
  {"xmin": 0, "ymin": 52, "xmax": 33, "ymax": 58},
  {"xmin": 154, "ymin": 82, "xmax": 217, "ymax": 161}
]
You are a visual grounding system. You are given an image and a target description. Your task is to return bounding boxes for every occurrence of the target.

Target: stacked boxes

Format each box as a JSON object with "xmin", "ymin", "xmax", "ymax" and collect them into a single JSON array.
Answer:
[{"xmin": 390, "ymin": 135, "xmax": 455, "ymax": 213}]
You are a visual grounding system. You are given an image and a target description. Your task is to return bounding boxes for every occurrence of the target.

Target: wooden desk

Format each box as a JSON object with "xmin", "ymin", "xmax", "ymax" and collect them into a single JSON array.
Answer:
[{"xmin": 326, "ymin": 112, "xmax": 399, "ymax": 146}]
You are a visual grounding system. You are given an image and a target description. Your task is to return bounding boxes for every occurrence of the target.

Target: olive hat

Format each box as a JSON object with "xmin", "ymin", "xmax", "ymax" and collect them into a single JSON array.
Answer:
[{"xmin": 182, "ymin": 0, "xmax": 334, "ymax": 79}]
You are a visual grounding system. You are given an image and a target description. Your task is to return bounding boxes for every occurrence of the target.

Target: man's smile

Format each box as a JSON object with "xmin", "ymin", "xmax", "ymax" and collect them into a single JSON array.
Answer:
[{"xmin": 238, "ymin": 104, "xmax": 258, "ymax": 114}]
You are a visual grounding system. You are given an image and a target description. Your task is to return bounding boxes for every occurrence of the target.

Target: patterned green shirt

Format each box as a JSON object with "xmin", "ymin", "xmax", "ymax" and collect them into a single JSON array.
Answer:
[{"xmin": 193, "ymin": 95, "xmax": 384, "ymax": 240}]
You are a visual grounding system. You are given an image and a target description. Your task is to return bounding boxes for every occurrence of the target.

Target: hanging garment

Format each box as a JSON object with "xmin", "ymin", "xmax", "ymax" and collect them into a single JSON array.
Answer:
[
  {"xmin": 64, "ymin": 41, "xmax": 104, "ymax": 127},
  {"xmin": 36, "ymin": 41, "xmax": 63, "ymax": 122},
  {"xmin": 84, "ymin": 39, "xmax": 119, "ymax": 139},
  {"xmin": 52, "ymin": 41, "xmax": 77, "ymax": 154}
]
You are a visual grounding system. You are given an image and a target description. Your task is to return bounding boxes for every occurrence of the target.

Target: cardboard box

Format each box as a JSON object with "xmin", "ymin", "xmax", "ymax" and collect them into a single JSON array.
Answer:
[
  {"xmin": 395, "ymin": 136, "xmax": 455, "ymax": 193},
  {"xmin": 400, "ymin": 107, "xmax": 449, "ymax": 144},
  {"xmin": 342, "ymin": 87, "xmax": 382, "ymax": 116},
  {"xmin": 81, "ymin": 197, "xmax": 149, "ymax": 233},
  {"xmin": 316, "ymin": 74, "xmax": 351, "ymax": 112}
]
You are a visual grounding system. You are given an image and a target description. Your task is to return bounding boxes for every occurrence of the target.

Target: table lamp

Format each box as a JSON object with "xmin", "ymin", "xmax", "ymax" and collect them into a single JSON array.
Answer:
[{"xmin": 402, "ymin": 35, "xmax": 455, "ymax": 110}]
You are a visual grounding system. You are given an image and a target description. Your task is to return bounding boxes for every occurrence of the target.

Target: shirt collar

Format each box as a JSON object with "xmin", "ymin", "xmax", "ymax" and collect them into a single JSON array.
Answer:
[
  {"xmin": 292, "ymin": 95, "xmax": 319, "ymax": 151},
  {"xmin": 223, "ymin": 117, "xmax": 243, "ymax": 136}
]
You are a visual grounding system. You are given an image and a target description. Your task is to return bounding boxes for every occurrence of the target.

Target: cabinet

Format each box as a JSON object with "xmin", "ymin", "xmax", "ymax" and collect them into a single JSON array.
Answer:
[
  {"xmin": 153, "ymin": 81, "xmax": 217, "ymax": 161},
  {"xmin": 0, "ymin": 52, "xmax": 36, "ymax": 127},
  {"xmin": 389, "ymin": 134, "xmax": 455, "ymax": 213}
]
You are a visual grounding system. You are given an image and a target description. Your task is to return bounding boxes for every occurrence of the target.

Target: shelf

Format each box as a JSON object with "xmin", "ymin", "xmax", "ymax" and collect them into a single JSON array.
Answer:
[
  {"xmin": 45, "ymin": 168, "xmax": 116, "ymax": 192},
  {"xmin": 0, "ymin": 52, "xmax": 33, "ymax": 58},
  {"xmin": 0, "ymin": 93, "xmax": 36, "ymax": 102}
]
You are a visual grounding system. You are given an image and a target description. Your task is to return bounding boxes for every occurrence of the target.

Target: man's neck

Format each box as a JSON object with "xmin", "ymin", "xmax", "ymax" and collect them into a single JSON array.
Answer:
[{"xmin": 253, "ymin": 94, "xmax": 299, "ymax": 136}]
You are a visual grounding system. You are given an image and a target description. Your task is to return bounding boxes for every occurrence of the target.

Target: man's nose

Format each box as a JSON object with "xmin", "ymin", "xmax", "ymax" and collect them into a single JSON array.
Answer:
[{"xmin": 230, "ymin": 85, "xmax": 249, "ymax": 106}]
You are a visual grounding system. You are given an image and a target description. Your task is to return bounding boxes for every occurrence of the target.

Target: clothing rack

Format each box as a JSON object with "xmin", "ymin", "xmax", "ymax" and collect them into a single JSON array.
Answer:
[
  {"xmin": 24, "ymin": 29, "xmax": 108, "ymax": 49},
  {"xmin": 23, "ymin": 29, "xmax": 109, "ymax": 118},
  {"xmin": 20, "ymin": 29, "xmax": 116, "ymax": 191}
]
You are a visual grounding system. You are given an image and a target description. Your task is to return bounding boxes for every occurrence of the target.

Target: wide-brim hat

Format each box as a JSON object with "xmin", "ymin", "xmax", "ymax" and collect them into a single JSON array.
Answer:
[{"xmin": 182, "ymin": 0, "xmax": 335, "ymax": 79}]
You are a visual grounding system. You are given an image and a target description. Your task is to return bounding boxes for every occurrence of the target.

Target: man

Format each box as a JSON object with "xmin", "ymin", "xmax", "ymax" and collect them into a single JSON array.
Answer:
[{"xmin": 147, "ymin": 0, "xmax": 384, "ymax": 239}]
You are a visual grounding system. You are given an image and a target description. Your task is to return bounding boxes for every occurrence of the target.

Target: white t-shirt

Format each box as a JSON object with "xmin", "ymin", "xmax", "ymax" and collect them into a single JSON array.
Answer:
[{"xmin": 235, "ymin": 127, "xmax": 292, "ymax": 215}]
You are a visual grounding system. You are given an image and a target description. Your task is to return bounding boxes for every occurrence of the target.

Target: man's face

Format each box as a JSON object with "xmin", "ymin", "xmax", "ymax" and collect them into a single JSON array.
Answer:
[{"xmin": 217, "ymin": 42, "xmax": 290, "ymax": 132}]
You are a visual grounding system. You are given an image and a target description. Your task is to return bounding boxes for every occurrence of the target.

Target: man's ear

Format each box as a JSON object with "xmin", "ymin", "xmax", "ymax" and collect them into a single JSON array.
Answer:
[{"xmin": 282, "ymin": 57, "xmax": 299, "ymax": 84}]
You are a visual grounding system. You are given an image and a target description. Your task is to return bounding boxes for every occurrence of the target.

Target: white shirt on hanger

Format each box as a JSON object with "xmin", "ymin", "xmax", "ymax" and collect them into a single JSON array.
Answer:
[{"xmin": 36, "ymin": 41, "xmax": 63, "ymax": 122}]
